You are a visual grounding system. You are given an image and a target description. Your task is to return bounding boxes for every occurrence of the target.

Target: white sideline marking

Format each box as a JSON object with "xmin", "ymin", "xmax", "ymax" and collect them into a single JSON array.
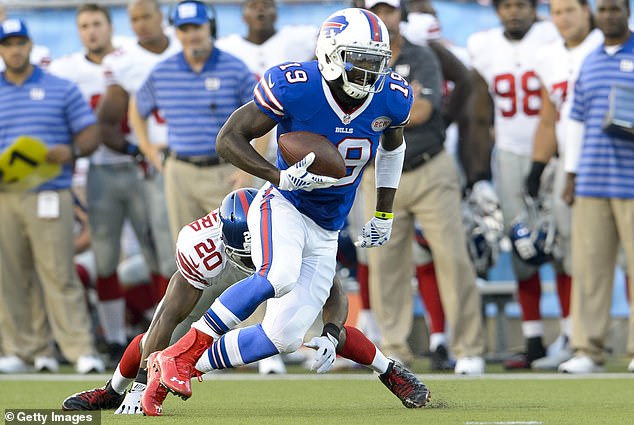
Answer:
[
  {"xmin": 0, "ymin": 372, "xmax": 632, "ymax": 382},
  {"xmin": 465, "ymin": 422, "xmax": 543, "ymax": 425}
]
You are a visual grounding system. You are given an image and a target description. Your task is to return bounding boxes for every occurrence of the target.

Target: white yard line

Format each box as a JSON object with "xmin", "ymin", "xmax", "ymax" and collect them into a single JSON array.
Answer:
[{"xmin": 0, "ymin": 372, "xmax": 632, "ymax": 382}]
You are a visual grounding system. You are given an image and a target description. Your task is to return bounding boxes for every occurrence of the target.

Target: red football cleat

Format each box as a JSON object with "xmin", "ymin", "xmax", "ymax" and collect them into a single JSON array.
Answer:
[
  {"xmin": 141, "ymin": 352, "xmax": 169, "ymax": 416},
  {"xmin": 157, "ymin": 328, "xmax": 213, "ymax": 399}
]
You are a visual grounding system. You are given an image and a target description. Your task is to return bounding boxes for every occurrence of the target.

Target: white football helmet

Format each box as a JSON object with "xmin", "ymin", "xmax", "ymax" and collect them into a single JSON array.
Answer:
[{"xmin": 315, "ymin": 8, "xmax": 392, "ymax": 99}]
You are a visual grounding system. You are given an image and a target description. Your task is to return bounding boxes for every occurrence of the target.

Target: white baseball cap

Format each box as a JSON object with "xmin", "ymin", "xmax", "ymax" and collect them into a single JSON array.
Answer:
[{"xmin": 364, "ymin": 0, "xmax": 401, "ymax": 9}]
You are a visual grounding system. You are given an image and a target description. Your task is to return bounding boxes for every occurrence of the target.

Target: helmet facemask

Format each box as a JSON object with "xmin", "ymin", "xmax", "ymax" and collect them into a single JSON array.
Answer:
[
  {"xmin": 336, "ymin": 46, "xmax": 391, "ymax": 98},
  {"xmin": 222, "ymin": 230, "xmax": 254, "ymax": 274}
]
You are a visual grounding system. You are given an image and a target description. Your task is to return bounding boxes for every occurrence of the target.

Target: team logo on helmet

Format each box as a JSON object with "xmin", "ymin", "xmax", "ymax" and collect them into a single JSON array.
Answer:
[{"xmin": 320, "ymin": 15, "xmax": 348, "ymax": 38}]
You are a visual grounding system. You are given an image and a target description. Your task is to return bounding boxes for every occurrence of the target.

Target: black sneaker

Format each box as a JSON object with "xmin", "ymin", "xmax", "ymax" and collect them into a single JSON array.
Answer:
[
  {"xmin": 430, "ymin": 345, "xmax": 455, "ymax": 371},
  {"xmin": 62, "ymin": 380, "xmax": 125, "ymax": 411},
  {"xmin": 379, "ymin": 361, "xmax": 431, "ymax": 408}
]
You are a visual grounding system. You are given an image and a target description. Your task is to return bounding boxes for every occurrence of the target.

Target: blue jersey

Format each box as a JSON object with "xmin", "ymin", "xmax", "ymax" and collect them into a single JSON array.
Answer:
[{"xmin": 253, "ymin": 61, "xmax": 413, "ymax": 231}]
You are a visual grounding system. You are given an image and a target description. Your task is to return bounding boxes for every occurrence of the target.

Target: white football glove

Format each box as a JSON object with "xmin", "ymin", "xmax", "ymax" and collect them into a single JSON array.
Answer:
[
  {"xmin": 513, "ymin": 237, "xmax": 538, "ymax": 261},
  {"xmin": 278, "ymin": 152, "xmax": 339, "ymax": 192},
  {"xmin": 355, "ymin": 216, "xmax": 393, "ymax": 248},
  {"xmin": 305, "ymin": 334, "xmax": 338, "ymax": 374},
  {"xmin": 114, "ymin": 382, "xmax": 146, "ymax": 415},
  {"xmin": 470, "ymin": 180, "xmax": 501, "ymax": 216}
]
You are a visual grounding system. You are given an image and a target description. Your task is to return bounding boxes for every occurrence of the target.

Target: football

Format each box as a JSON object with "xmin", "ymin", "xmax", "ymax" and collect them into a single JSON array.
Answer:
[{"xmin": 278, "ymin": 131, "xmax": 346, "ymax": 179}]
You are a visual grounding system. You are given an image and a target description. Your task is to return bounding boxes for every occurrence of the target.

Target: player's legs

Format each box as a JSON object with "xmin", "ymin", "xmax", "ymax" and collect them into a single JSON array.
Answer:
[
  {"xmin": 338, "ymin": 325, "xmax": 430, "ymax": 408},
  {"xmin": 495, "ymin": 150, "xmax": 545, "ymax": 367},
  {"xmin": 195, "ymin": 252, "xmax": 336, "ymax": 371},
  {"xmin": 143, "ymin": 172, "xmax": 175, "ymax": 301},
  {"xmin": 412, "ymin": 152, "xmax": 485, "ymax": 363},
  {"xmin": 87, "ymin": 165, "xmax": 128, "ymax": 353}
]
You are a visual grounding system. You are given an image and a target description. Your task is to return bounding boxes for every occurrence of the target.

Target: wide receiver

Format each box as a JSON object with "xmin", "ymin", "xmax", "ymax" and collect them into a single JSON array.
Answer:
[
  {"xmin": 143, "ymin": 7, "xmax": 421, "ymax": 414},
  {"xmin": 62, "ymin": 189, "xmax": 429, "ymax": 413}
]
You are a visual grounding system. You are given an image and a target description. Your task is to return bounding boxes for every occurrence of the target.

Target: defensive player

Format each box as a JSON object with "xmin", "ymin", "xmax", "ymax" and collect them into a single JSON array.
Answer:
[
  {"xmin": 61, "ymin": 189, "xmax": 429, "ymax": 413},
  {"xmin": 143, "ymin": 7, "xmax": 419, "ymax": 413},
  {"xmin": 466, "ymin": 0, "xmax": 560, "ymax": 369},
  {"xmin": 526, "ymin": 0, "xmax": 602, "ymax": 369}
]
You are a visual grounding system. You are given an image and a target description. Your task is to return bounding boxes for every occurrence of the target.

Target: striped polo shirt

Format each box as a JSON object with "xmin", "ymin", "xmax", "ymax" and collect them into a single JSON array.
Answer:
[
  {"xmin": 135, "ymin": 48, "xmax": 256, "ymax": 157},
  {"xmin": 570, "ymin": 33, "xmax": 634, "ymax": 199},
  {"xmin": 0, "ymin": 66, "xmax": 96, "ymax": 191}
]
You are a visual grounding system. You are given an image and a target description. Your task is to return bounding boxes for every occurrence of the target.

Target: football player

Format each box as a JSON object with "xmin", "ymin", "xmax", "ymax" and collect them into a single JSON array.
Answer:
[
  {"xmin": 466, "ymin": 0, "xmax": 561, "ymax": 369},
  {"xmin": 142, "ymin": 7, "xmax": 426, "ymax": 414},
  {"xmin": 98, "ymin": 0, "xmax": 181, "ymax": 327},
  {"xmin": 526, "ymin": 0, "xmax": 603, "ymax": 369},
  {"xmin": 48, "ymin": 2, "xmax": 165, "ymax": 366},
  {"xmin": 62, "ymin": 188, "xmax": 429, "ymax": 413}
]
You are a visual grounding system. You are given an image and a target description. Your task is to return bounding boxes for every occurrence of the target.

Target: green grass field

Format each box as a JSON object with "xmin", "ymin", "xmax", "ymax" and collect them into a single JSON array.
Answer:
[{"xmin": 1, "ymin": 371, "xmax": 633, "ymax": 425}]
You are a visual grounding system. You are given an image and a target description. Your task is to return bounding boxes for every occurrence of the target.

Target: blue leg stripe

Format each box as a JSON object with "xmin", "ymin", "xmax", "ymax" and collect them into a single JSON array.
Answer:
[
  {"xmin": 203, "ymin": 310, "xmax": 228, "ymax": 335},
  {"xmin": 237, "ymin": 324, "xmax": 279, "ymax": 365},
  {"xmin": 208, "ymin": 336, "xmax": 232, "ymax": 370},
  {"xmin": 218, "ymin": 273, "xmax": 275, "ymax": 321}
]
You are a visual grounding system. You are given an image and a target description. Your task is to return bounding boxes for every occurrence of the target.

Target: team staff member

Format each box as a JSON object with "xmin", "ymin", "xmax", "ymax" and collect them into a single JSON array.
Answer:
[
  {"xmin": 132, "ymin": 0, "xmax": 256, "ymax": 238},
  {"xmin": 558, "ymin": 0, "xmax": 634, "ymax": 374},
  {"xmin": 362, "ymin": 0, "xmax": 485, "ymax": 375},
  {"xmin": 0, "ymin": 19, "xmax": 104, "ymax": 374}
]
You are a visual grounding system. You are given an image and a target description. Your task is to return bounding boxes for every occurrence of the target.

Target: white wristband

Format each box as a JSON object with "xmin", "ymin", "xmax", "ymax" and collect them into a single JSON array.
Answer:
[{"xmin": 375, "ymin": 141, "xmax": 405, "ymax": 189}]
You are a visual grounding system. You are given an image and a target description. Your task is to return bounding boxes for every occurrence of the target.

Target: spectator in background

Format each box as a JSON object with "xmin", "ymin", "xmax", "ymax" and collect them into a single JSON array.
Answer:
[
  {"xmin": 466, "ymin": 0, "xmax": 560, "ymax": 369},
  {"xmin": 96, "ymin": 0, "xmax": 181, "ymax": 359},
  {"xmin": 130, "ymin": 0, "xmax": 256, "ymax": 240},
  {"xmin": 526, "ymin": 0, "xmax": 603, "ymax": 370},
  {"xmin": 558, "ymin": 0, "xmax": 634, "ymax": 374},
  {"xmin": 49, "ymin": 2, "xmax": 162, "ymax": 366},
  {"xmin": 362, "ymin": 0, "xmax": 486, "ymax": 375},
  {"xmin": 0, "ymin": 19, "xmax": 104, "ymax": 374}
]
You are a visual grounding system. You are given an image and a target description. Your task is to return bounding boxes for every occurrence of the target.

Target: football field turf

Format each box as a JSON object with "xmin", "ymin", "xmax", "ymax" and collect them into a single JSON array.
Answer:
[{"xmin": 1, "ymin": 373, "xmax": 632, "ymax": 425}]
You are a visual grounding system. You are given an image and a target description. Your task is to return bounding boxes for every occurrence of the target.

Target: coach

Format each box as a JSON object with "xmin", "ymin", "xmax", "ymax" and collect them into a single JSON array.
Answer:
[
  {"xmin": 131, "ymin": 0, "xmax": 256, "ymax": 238},
  {"xmin": 0, "ymin": 19, "xmax": 102, "ymax": 373}
]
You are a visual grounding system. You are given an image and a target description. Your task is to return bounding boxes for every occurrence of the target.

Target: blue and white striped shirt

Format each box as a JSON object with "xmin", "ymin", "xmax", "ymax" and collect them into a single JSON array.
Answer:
[
  {"xmin": 0, "ymin": 66, "xmax": 96, "ymax": 191},
  {"xmin": 570, "ymin": 33, "xmax": 634, "ymax": 199},
  {"xmin": 135, "ymin": 49, "xmax": 256, "ymax": 157}
]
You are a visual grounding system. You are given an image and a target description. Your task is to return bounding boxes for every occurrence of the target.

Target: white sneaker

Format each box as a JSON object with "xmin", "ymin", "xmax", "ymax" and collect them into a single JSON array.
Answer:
[
  {"xmin": 0, "ymin": 355, "xmax": 30, "ymax": 373},
  {"xmin": 454, "ymin": 356, "xmax": 485, "ymax": 375},
  {"xmin": 34, "ymin": 356, "xmax": 59, "ymax": 373},
  {"xmin": 558, "ymin": 355, "xmax": 604, "ymax": 373},
  {"xmin": 258, "ymin": 354, "xmax": 286, "ymax": 374},
  {"xmin": 627, "ymin": 358, "xmax": 634, "ymax": 372},
  {"xmin": 75, "ymin": 355, "xmax": 105, "ymax": 374},
  {"xmin": 531, "ymin": 348, "xmax": 573, "ymax": 370}
]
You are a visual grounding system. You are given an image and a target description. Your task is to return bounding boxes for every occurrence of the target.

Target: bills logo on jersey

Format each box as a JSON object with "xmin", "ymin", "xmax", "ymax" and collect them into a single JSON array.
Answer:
[
  {"xmin": 320, "ymin": 16, "xmax": 348, "ymax": 38},
  {"xmin": 371, "ymin": 116, "xmax": 391, "ymax": 132}
]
